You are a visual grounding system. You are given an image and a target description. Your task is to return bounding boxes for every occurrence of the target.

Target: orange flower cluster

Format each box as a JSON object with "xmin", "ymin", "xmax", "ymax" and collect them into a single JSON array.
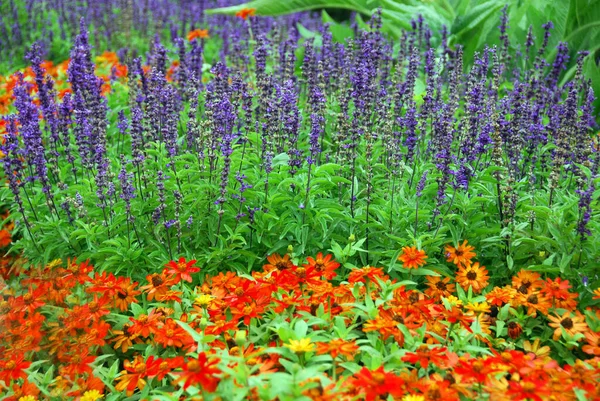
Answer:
[
  {"xmin": 187, "ymin": 28, "xmax": 209, "ymax": 41},
  {"xmin": 445, "ymin": 240, "xmax": 489, "ymax": 293},
  {"xmin": 0, "ymin": 250, "xmax": 599, "ymax": 400}
]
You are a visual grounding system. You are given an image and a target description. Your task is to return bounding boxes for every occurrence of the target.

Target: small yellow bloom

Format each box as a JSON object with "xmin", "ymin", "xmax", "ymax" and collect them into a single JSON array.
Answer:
[
  {"xmin": 523, "ymin": 338, "xmax": 551, "ymax": 359},
  {"xmin": 444, "ymin": 295, "xmax": 463, "ymax": 307},
  {"xmin": 195, "ymin": 293, "xmax": 213, "ymax": 306},
  {"xmin": 285, "ymin": 337, "xmax": 315, "ymax": 353},
  {"xmin": 47, "ymin": 258, "xmax": 63, "ymax": 269},
  {"xmin": 402, "ymin": 395, "xmax": 425, "ymax": 401},
  {"xmin": 19, "ymin": 396, "xmax": 38, "ymax": 401},
  {"xmin": 80, "ymin": 390, "xmax": 103, "ymax": 401},
  {"xmin": 464, "ymin": 301, "xmax": 491, "ymax": 314}
]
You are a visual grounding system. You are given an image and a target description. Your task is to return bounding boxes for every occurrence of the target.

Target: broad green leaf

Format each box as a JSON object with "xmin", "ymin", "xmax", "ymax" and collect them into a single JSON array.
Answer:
[{"xmin": 206, "ymin": 0, "xmax": 373, "ymax": 17}]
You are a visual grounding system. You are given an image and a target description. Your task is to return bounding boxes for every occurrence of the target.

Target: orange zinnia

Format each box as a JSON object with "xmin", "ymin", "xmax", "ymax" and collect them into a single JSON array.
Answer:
[
  {"xmin": 235, "ymin": 8, "xmax": 256, "ymax": 19},
  {"xmin": 398, "ymin": 246, "xmax": 427, "ymax": 269},
  {"xmin": 424, "ymin": 275, "xmax": 455, "ymax": 300},
  {"xmin": 445, "ymin": 240, "xmax": 476, "ymax": 268},
  {"xmin": 512, "ymin": 270, "xmax": 543, "ymax": 294},
  {"xmin": 187, "ymin": 28, "xmax": 209, "ymax": 41},
  {"xmin": 455, "ymin": 262, "xmax": 489, "ymax": 294},
  {"xmin": 348, "ymin": 266, "xmax": 387, "ymax": 285},
  {"xmin": 263, "ymin": 253, "xmax": 295, "ymax": 272},
  {"xmin": 115, "ymin": 355, "xmax": 148, "ymax": 396},
  {"xmin": 582, "ymin": 331, "xmax": 600, "ymax": 356},
  {"xmin": 315, "ymin": 338, "xmax": 359, "ymax": 360},
  {"xmin": 513, "ymin": 290, "xmax": 551, "ymax": 317},
  {"xmin": 303, "ymin": 252, "xmax": 340, "ymax": 279}
]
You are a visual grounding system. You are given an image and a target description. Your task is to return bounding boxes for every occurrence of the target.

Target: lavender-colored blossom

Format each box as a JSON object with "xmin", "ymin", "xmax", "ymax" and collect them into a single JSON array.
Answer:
[
  {"xmin": 576, "ymin": 182, "xmax": 595, "ymax": 239},
  {"xmin": 118, "ymin": 155, "xmax": 137, "ymax": 223}
]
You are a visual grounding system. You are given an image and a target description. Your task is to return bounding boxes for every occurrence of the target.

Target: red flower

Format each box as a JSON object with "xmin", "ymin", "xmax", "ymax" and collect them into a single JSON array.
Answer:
[
  {"xmin": 303, "ymin": 252, "xmax": 340, "ymax": 280},
  {"xmin": 0, "ymin": 352, "xmax": 31, "ymax": 384},
  {"xmin": 348, "ymin": 266, "xmax": 387, "ymax": 285},
  {"xmin": 146, "ymin": 355, "xmax": 184, "ymax": 381},
  {"xmin": 165, "ymin": 257, "xmax": 200, "ymax": 283},
  {"xmin": 174, "ymin": 352, "xmax": 221, "ymax": 391},
  {"xmin": 453, "ymin": 357, "xmax": 498, "ymax": 383},
  {"xmin": 402, "ymin": 345, "xmax": 451, "ymax": 369},
  {"xmin": 235, "ymin": 8, "xmax": 256, "ymax": 19},
  {"xmin": 350, "ymin": 366, "xmax": 405, "ymax": 401},
  {"xmin": 115, "ymin": 355, "xmax": 149, "ymax": 396}
]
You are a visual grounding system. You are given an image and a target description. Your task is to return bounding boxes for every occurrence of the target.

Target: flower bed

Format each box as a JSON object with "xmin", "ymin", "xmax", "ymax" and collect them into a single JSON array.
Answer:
[
  {"xmin": 0, "ymin": 1, "xmax": 599, "ymax": 400},
  {"xmin": 1, "ymin": 248, "xmax": 600, "ymax": 400}
]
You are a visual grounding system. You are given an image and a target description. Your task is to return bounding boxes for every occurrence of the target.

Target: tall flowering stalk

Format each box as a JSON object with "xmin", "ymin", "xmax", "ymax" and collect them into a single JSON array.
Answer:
[
  {"xmin": 13, "ymin": 73, "xmax": 59, "ymax": 219},
  {"xmin": 0, "ymin": 117, "xmax": 39, "ymax": 251},
  {"xmin": 303, "ymin": 39, "xmax": 326, "ymax": 222},
  {"xmin": 118, "ymin": 155, "xmax": 140, "ymax": 247}
]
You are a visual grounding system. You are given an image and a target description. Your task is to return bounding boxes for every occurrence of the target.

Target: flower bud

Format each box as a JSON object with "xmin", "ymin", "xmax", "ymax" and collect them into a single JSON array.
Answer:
[{"xmin": 235, "ymin": 330, "xmax": 247, "ymax": 346}]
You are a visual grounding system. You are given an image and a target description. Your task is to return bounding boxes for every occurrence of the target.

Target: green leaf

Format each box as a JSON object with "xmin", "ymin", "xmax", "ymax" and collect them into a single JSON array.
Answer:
[{"xmin": 206, "ymin": 0, "xmax": 373, "ymax": 17}]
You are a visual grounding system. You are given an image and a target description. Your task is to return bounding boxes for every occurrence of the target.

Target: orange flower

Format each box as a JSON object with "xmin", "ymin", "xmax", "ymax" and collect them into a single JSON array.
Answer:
[
  {"xmin": 512, "ymin": 270, "xmax": 543, "ymax": 294},
  {"xmin": 0, "ymin": 228, "xmax": 12, "ymax": 247},
  {"xmin": 348, "ymin": 266, "xmax": 387, "ymax": 286},
  {"xmin": 315, "ymin": 338, "xmax": 359, "ymax": 360},
  {"xmin": 140, "ymin": 271, "xmax": 178, "ymax": 301},
  {"xmin": 110, "ymin": 324, "xmax": 141, "ymax": 353},
  {"xmin": 4, "ymin": 379, "xmax": 40, "ymax": 401},
  {"xmin": 442, "ymin": 305, "xmax": 474, "ymax": 333},
  {"xmin": 445, "ymin": 240, "xmax": 476, "ymax": 268},
  {"xmin": 164, "ymin": 257, "xmax": 200, "ymax": 283},
  {"xmin": 541, "ymin": 277, "xmax": 578, "ymax": 310},
  {"xmin": 304, "ymin": 252, "xmax": 340, "ymax": 280},
  {"xmin": 128, "ymin": 309, "xmax": 162, "ymax": 338},
  {"xmin": 424, "ymin": 275, "xmax": 455, "ymax": 300},
  {"xmin": 113, "ymin": 280, "xmax": 141, "ymax": 311},
  {"xmin": 235, "ymin": 8, "xmax": 256, "ymax": 19},
  {"xmin": 547, "ymin": 311, "xmax": 588, "ymax": 341},
  {"xmin": 114, "ymin": 355, "xmax": 148, "ymax": 396},
  {"xmin": 154, "ymin": 318, "xmax": 187, "ymax": 348},
  {"xmin": 363, "ymin": 316, "xmax": 404, "ymax": 344},
  {"xmin": 485, "ymin": 285, "xmax": 516, "ymax": 307},
  {"xmin": 187, "ymin": 28, "xmax": 209, "ymax": 41},
  {"xmin": 95, "ymin": 51, "xmax": 119, "ymax": 65},
  {"xmin": 398, "ymin": 246, "xmax": 427, "ymax": 269},
  {"xmin": 514, "ymin": 291, "xmax": 551, "ymax": 317},
  {"xmin": 455, "ymin": 262, "xmax": 489, "ymax": 293},
  {"xmin": 263, "ymin": 253, "xmax": 295, "ymax": 272},
  {"xmin": 582, "ymin": 331, "xmax": 600, "ymax": 356},
  {"xmin": 173, "ymin": 352, "xmax": 221, "ymax": 391},
  {"xmin": 593, "ymin": 287, "xmax": 600, "ymax": 300}
]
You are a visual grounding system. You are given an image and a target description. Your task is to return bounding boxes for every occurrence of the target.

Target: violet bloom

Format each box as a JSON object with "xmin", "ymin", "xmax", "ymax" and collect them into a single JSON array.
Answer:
[
  {"xmin": 118, "ymin": 155, "xmax": 136, "ymax": 223},
  {"xmin": 576, "ymin": 182, "xmax": 595, "ymax": 240}
]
